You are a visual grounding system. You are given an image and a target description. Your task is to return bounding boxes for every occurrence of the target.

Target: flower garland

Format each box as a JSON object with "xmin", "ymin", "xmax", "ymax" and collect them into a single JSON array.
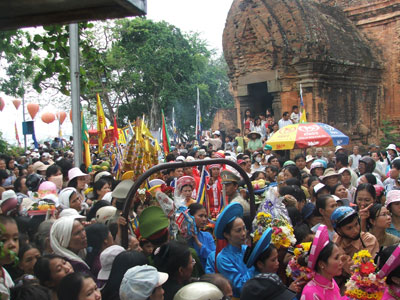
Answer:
[
  {"xmin": 345, "ymin": 250, "xmax": 386, "ymax": 300},
  {"xmin": 252, "ymin": 211, "xmax": 296, "ymax": 249},
  {"xmin": 286, "ymin": 242, "xmax": 315, "ymax": 282}
]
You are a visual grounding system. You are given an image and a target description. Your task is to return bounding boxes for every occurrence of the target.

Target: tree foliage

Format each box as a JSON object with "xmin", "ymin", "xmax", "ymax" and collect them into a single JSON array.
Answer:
[{"xmin": 0, "ymin": 18, "xmax": 233, "ymax": 137}]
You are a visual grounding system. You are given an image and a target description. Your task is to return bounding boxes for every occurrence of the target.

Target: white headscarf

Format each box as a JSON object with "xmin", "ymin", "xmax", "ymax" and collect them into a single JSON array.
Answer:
[
  {"xmin": 50, "ymin": 216, "xmax": 88, "ymax": 267},
  {"xmin": 58, "ymin": 187, "xmax": 77, "ymax": 209}
]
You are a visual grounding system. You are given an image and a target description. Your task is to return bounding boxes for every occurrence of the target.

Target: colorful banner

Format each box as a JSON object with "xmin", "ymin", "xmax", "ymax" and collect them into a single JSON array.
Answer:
[{"xmin": 89, "ymin": 128, "xmax": 126, "ymax": 145}]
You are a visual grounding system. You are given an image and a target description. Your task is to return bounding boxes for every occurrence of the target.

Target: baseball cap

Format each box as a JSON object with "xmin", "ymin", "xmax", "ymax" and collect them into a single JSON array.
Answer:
[
  {"xmin": 119, "ymin": 265, "xmax": 168, "ymax": 300},
  {"xmin": 32, "ymin": 161, "xmax": 49, "ymax": 173},
  {"xmin": 98, "ymin": 245, "xmax": 125, "ymax": 280}
]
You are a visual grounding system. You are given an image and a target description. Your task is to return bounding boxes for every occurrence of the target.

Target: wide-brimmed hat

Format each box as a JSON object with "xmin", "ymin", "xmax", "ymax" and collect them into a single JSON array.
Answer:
[
  {"xmin": 386, "ymin": 144, "xmax": 398, "ymax": 152},
  {"xmin": 386, "ymin": 190, "xmax": 400, "ymax": 207},
  {"xmin": 111, "ymin": 180, "xmax": 134, "ymax": 200},
  {"xmin": 248, "ymin": 131, "xmax": 261, "ymax": 139},
  {"xmin": 139, "ymin": 206, "xmax": 169, "ymax": 239},
  {"xmin": 98, "ymin": 245, "xmax": 125, "ymax": 280},
  {"xmin": 321, "ymin": 168, "xmax": 341, "ymax": 180},
  {"xmin": 214, "ymin": 202, "xmax": 243, "ymax": 239},
  {"xmin": 68, "ymin": 167, "xmax": 89, "ymax": 182},
  {"xmin": 308, "ymin": 225, "xmax": 330, "ymax": 270},
  {"xmin": 246, "ymin": 228, "xmax": 272, "ymax": 268}
]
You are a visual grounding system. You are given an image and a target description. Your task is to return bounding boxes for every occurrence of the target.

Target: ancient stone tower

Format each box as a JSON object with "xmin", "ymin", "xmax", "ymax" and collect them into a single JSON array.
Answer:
[{"xmin": 223, "ymin": 0, "xmax": 400, "ymax": 144}]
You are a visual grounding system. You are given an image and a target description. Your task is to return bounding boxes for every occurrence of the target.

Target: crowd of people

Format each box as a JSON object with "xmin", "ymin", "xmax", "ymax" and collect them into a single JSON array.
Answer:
[{"xmin": 1, "ymin": 122, "xmax": 400, "ymax": 300}]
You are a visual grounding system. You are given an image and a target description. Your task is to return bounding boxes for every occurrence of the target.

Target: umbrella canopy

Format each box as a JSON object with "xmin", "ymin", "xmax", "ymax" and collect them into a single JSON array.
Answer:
[{"xmin": 266, "ymin": 122, "xmax": 349, "ymax": 150}]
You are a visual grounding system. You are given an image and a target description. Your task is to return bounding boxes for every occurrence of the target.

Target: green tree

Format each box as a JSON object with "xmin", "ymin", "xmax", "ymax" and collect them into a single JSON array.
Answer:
[{"xmin": 380, "ymin": 119, "xmax": 400, "ymax": 146}]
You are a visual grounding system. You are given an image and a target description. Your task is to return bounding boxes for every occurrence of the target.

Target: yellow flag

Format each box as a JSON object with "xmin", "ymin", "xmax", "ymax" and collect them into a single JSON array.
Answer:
[{"xmin": 96, "ymin": 93, "xmax": 106, "ymax": 152}]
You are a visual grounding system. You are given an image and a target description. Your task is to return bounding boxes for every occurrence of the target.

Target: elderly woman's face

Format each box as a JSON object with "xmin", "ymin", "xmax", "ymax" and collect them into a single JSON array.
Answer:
[{"xmin": 68, "ymin": 221, "xmax": 87, "ymax": 253}]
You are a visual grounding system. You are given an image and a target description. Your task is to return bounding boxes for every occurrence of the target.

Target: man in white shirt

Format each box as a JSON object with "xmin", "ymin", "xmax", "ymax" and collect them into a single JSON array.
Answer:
[
  {"xmin": 278, "ymin": 112, "xmax": 293, "ymax": 129},
  {"xmin": 349, "ymin": 145, "xmax": 361, "ymax": 171}
]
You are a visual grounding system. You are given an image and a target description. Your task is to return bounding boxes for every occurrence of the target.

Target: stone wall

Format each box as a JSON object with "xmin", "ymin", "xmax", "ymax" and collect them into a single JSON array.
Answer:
[{"xmin": 223, "ymin": 0, "xmax": 400, "ymax": 144}]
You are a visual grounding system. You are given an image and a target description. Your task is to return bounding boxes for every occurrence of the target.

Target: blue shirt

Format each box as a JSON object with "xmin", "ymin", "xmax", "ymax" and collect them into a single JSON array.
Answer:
[
  {"xmin": 387, "ymin": 223, "xmax": 400, "ymax": 238},
  {"xmin": 216, "ymin": 244, "xmax": 254, "ymax": 298},
  {"xmin": 188, "ymin": 231, "xmax": 216, "ymax": 269},
  {"xmin": 205, "ymin": 251, "xmax": 216, "ymax": 274}
]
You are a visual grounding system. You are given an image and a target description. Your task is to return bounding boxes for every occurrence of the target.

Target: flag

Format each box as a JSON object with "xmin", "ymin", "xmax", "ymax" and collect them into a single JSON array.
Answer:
[
  {"xmin": 96, "ymin": 93, "xmax": 107, "ymax": 151},
  {"xmin": 15, "ymin": 122, "xmax": 21, "ymax": 147},
  {"xmin": 82, "ymin": 112, "xmax": 92, "ymax": 172},
  {"xmin": 196, "ymin": 166, "xmax": 208, "ymax": 206},
  {"xmin": 161, "ymin": 109, "xmax": 170, "ymax": 155},
  {"xmin": 195, "ymin": 87, "xmax": 202, "ymax": 142},
  {"xmin": 113, "ymin": 116, "xmax": 119, "ymax": 146},
  {"xmin": 299, "ymin": 84, "xmax": 307, "ymax": 123},
  {"xmin": 172, "ymin": 107, "xmax": 177, "ymax": 143}
]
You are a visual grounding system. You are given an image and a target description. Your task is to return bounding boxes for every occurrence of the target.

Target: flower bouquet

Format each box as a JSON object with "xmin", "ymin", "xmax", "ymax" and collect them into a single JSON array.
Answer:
[
  {"xmin": 286, "ymin": 242, "xmax": 315, "ymax": 282},
  {"xmin": 252, "ymin": 211, "xmax": 296, "ymax": 249},
  {"xmin": 345, "ymin": 250, "xmax": 386, "ymax": 300}
]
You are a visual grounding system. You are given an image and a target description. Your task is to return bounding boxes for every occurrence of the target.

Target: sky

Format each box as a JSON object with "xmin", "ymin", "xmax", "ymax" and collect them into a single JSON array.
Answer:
[{"xmin": 0, "ymin": 0, "xmax": 234, "ymax": 147}]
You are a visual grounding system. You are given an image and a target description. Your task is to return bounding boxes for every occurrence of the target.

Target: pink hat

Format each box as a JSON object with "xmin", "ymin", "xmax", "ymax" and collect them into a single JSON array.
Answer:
[
  {"xmin": 176, "ymin": 176, "xmax": 195, "ymax": 192},
  {"xmin": 68, "ymin": 167, "xmax": 89, "ymax": 182},
  {"xmin": 38, "ymin": 181, "xmax": 57, "ymax": 198},
  {"xmin": 308, "ymin": 225, "xmax": 330, "ymax": 270},
  {"xmin": 385, "ymin": 190, "xmax": 400, "ymax": 208},
  {"xmin": 377, "ymin": 245, "xmax": 400, "ymax": 279}
]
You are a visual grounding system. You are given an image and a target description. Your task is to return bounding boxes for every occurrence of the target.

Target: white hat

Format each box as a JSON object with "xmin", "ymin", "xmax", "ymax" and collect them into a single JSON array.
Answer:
[
  {"xmin": 96, "ymin": 206, "xmax": 117, "ymax": 225},
  {"xmin": 94, "ymin": 171, "xmax": 112, "ymax": 183},
  {"xmin": 98, "ymin": 245, "xmax": 125, "ymax": 280},
  {"xmin": 59, "ymin": 208, "xmax": 86, "ymax": 219},
  {"xmin": 335, "ymin": 146, "xmax": 344, "ymax": 153},
  {"xmin": 338, "ymin": 167, "xmax": 351, "ymax": 175},
  {"xmin": 387, "ymin": 144, "xmax": 398, "ymax": 151},
  {"xmin": 0, "ymin": 190, "xmax": 17, "ymax": 204},
  {"xmin": 176, "ymin": 156, "xmax": 185, "ymax": 162},
  {"xmin": 68, "ymin": 167, "xmax": 89, "ymax": 182},
  {"xmin": 120, "ymin": 265, "xmax": 169, "ymax": 300},
  {"xmin": 306, "ymin": 155, "xmax": 315, "ymax": 163},
  {"xmin": 212, "ymin": 130, "xmax": 220, "ymax": 136},
  {"xmin": 185, "ymin": 156, "xmax": 195, "ymax": 162}
]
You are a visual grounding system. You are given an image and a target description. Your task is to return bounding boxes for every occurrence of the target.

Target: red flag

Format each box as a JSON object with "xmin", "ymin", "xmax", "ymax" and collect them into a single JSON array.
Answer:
[
  {"xmin": 161, "ymin": 109, "xmax": 170, "ymax": 156},
  {"xmin": 113, "ymin": 116, "xmax": 119, "ymax": 146},
  {"xmin": 15, "ymin": 121, "xmax": 21, "ymax": 147}
]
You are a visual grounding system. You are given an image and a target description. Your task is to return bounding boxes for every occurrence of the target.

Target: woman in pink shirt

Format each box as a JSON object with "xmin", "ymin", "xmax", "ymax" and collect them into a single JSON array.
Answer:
[{"xmin": 300, "ymin": 225, "xmax": 343, "ymax": 300}]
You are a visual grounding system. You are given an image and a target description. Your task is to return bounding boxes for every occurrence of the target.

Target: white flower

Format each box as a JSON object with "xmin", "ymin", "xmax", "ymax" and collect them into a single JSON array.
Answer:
[{"xmin": 368, "ymin": 273, "xmax": 376, "ymax": 281}]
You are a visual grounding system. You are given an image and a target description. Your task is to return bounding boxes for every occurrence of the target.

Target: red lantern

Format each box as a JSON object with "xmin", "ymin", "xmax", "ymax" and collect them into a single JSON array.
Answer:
[
  {"xmin": 0, "ymin": 97, "xmax": 4, "ymax": 112},
  {"xmin": 12, "ymin": 99, "xmax": 21, "ymax": 110},
  {"xmin": 27, "ymin": 103, "xmax": 40, "ymax": 119},
  {"xmin": 41, "ymin": 112, "xmax": 55, "ymax": 124},
  {"xmin": 57, "ymin": 111, "xmax": 67, "ymax": 125}
]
